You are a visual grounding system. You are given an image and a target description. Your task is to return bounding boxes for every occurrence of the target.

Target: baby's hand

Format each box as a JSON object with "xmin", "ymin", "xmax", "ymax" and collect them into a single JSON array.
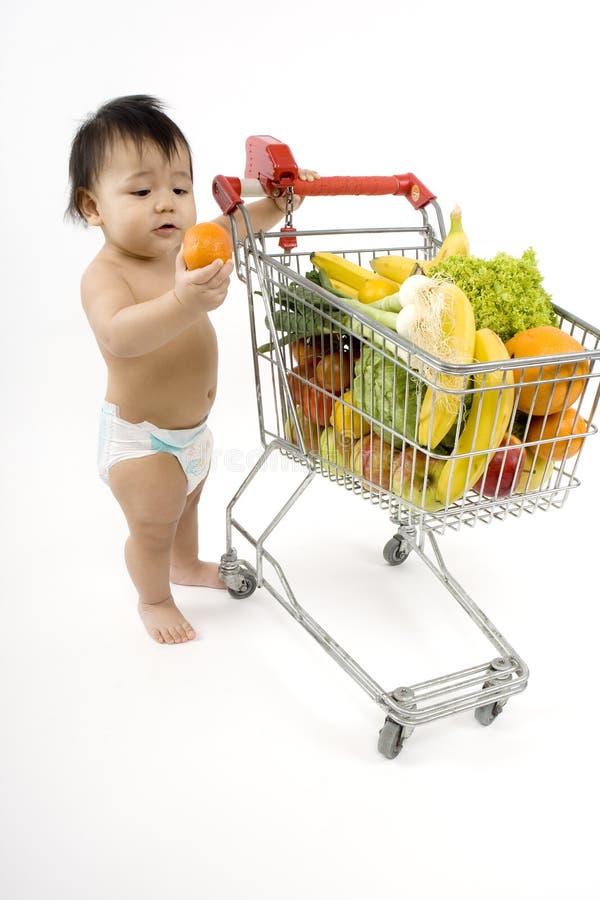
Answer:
[
  {"xmin": 273, "ymin": 169, "xmax": 320, "ymax": 211},
  {"xmin": 174, "ymin": 248, "xmax": 234, "ymax": 313}
]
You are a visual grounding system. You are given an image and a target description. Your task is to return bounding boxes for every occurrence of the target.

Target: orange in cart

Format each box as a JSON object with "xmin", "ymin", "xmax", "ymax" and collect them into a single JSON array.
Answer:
[
  {"xmin": 506, "ymin": 326, "xmax": 589, "ymax": 416},
  {"xmin": 183, "ymin": 221, "xmax": 232, "ymax": 270},
  {"xmin": 526, "ymin": 407, "xmax": 587, "ymax": 460}
]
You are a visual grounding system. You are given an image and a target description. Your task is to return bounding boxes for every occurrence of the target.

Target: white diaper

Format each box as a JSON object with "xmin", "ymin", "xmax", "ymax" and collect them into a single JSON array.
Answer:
[{"xmin": 98, "ymin": 402, "xmax": 213, "ymax": 494}]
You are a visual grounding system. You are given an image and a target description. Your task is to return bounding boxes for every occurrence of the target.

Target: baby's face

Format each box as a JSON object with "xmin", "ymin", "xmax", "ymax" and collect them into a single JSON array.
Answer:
[{"xmin": 86, "ymin": 138, "xmax": 196, "ymax": 259}]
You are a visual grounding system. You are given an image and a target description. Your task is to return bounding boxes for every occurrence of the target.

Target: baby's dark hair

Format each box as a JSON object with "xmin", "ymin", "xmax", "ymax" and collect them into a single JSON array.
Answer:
[{"xmin": 66, "ymin": 94, "xmax": 193, "ymax": 224}]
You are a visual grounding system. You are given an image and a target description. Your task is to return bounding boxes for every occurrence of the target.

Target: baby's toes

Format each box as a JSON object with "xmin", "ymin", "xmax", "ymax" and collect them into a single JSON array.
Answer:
[{"xmin": 183, "ymin": 622, "xmax": 196, "ymax": 641}]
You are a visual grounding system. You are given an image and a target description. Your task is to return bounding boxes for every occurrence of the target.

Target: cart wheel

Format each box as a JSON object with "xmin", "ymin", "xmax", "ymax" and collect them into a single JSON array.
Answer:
[
  {"xmin": 227, "ymin": 569, "xmax": 257, "ymax": 599},
  {"xmin": 378, "ymin": 717, "xmax": 409, "ymax": 759},
  {"xmin": 474, "ymin": 701, "xmax": 505, "ymax": 726},
  {"xmin": 383, "ymin": 537, "xmax": 411, "ymax": 567}
]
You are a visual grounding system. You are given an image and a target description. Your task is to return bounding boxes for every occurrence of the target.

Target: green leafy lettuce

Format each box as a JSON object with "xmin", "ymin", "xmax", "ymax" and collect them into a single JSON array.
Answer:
[
  {"xmin": 353, "ymin": 350, "xmax": 420, "ymax": 443},
  {"xmin": 427, "ymin": 248, "xmax": 557, "ymax": 342}
]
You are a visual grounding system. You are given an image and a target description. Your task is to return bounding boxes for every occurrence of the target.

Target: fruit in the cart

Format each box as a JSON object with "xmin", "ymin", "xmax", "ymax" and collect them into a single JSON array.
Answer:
[
  {"xmin": 435, "ymin": 329, "xmax": 515, "ymax": 505},
  {"xmin": 299, "ymin": 377, "xmax": 335, "ymax": 427},
  {"xmin": 310, "ymin": 252, "xmax": 377, "ymax": 290},
  {"xmin": 390, "ymin": 447, "xmax": 445, "ymax": 511},
  {"xmin": 472, "ymin": 434, "xmax": 525, "ymax": 499},
  {"xmin": 182, "ymin": 222, "xmax": 232, "ymax": 269},
  {"xmin": 315, "ymin": 351, "xmax": 352, "ymax": 394},
  {"xmin": 515, "ymin": 450, "xmax": 554, "ymax": 493},
  {"xmin": 329, "ymin": 278, "xmax": 360, "ymax": 299},
  {"xmin": 369, "ymin": 255, "xmax": 419, "ymax": 285},
  {"xmin": 284, "ymin": 404, "xmax": 321, "ymax": 453},
  {"xmin": 290, "ymin": 336, "xmax": 327, "ymax": 366},
  {"xmin": 357, "ymin": 276, "xmax": 400, "ymax": 304},
  {"xmin": 419, "ymin": 206, "xmax": 469, "ymax": 273},
  {"xmin": 352, "ymin": 433, "xmax": 394, "ymax": 490},
  {"xmin": 525, "ymin": 407, "xmax": 587, "ymax": 461},
  {"xmin": 319, "ymin": 426, "xmax": 354, "ymax": 469},
  {"xmin": 505, "ymin": 326, "xmax": 589, "ymax": 416},
  {"xmin": 331, "ymin": 390, "xmax": 368, "ymax": 446}
]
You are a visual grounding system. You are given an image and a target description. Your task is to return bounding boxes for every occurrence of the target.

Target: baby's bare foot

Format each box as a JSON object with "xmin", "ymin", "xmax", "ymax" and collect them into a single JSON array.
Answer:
[
  {"xmin": 138, "ymin": 595, "xmax": 196, "ymax": 644},
  {"xmin": 170, "ymin": 560, "xmax": 226, "ymax": 589}
]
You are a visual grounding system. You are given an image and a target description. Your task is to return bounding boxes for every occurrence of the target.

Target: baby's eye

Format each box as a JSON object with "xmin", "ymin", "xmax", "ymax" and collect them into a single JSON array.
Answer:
[
  {"xmin": 132, "ymin": 189, "xmax": 150, "ymax": 197},
  {"xmin": 173, "ymin": 188, "xmax": 188, "ymax": 195}
]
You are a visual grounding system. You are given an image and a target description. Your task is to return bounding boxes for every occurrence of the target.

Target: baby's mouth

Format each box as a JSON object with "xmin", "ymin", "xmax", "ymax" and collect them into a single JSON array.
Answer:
[{"xmin": 156, "ymin": 224, "xmax": 177, "ymax": 232}]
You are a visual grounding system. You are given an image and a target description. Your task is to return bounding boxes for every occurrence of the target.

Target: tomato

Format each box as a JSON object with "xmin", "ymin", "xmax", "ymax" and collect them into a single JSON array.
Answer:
[
  {"xmin": 315, "ymin": 351, "xmax": 352, "ymax": 394},
  {"xmin": 299, "ymin": 377, "xmax": 335, "ymax": 427}
]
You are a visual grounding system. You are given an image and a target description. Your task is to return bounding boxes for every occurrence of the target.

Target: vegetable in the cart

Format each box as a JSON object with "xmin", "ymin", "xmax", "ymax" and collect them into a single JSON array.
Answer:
[
  {"xmin": 427, "ymin": 248, "xmax": 557, "ymax": 341},
  {"xmin": 315, "ymin": 351, "xmax": 353, "ymax": 394},
  {"xmin": 504, "ymin": 325, "xmax": 589, "ymax": 415},
  {"xmin": 330, "ymin": 391, "xmax": 368, "ymax": 445},
  {"xmin": 298, "ymin": 377, "xmax": 335, "ymax": 427},
  {"xmin": 257, "ymin": 277, "xmax": 352, "ymax": 354},
  {"xmin": 393, "ymin": 274, "xmax": 477, "ymax": 451},
  {"xmin": 435, "ymin": 329, "xmax": 515, "ymax": 504},
  {"xmin": 353, "ymin": 350, "xmax": 420, "ymax": 443}
]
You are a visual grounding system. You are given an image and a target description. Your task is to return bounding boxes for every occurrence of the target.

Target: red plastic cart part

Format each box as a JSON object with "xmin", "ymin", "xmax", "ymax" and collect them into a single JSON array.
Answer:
[{"xmin": 212, "ymin": 135, "xmax": 437, "ymax": 215}]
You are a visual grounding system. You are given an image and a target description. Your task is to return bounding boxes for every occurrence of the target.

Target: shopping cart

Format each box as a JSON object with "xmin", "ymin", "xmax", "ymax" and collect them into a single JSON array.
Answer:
[{"xmin": 213, "ymin": 136, "xmax": 600, "ymax": 758}]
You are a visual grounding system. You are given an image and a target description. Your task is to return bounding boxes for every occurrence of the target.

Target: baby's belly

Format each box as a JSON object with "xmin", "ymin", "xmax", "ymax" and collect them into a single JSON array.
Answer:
[{"xmin": 105, "ymin": 324, "xmax": 218, "ymax": 429}]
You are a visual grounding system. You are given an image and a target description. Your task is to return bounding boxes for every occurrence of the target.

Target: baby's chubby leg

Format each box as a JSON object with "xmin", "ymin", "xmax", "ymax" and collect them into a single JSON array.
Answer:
[
  {"xmin": 109, "ymin": 454, "xmax": 197, "ymax": 644},
  {"xmin": 169, "ymin": 475, "xmax": 225, "ymax": 589}
]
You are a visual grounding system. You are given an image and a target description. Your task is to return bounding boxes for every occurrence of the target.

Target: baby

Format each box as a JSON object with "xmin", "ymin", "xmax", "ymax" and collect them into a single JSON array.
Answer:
[{"xmin": 67, "ymin": 95, "xmax": 317, "ymax": 645}]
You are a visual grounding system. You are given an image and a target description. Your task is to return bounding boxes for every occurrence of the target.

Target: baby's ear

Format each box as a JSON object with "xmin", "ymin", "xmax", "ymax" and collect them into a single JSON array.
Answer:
[{"xmin": 78, "ymin": 189, "xmax": 102, "ymax": 226}]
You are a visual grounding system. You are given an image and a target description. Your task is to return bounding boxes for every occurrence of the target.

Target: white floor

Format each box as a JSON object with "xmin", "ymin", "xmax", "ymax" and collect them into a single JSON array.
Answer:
[{"xmin": 2, "ymin": 380, "xmax": 599, "ymax": 898}]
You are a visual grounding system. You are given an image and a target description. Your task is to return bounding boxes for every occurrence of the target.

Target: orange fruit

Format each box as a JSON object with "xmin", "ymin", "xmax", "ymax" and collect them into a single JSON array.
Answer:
[
  {"xmin": 526, "ymin": 407, "xmax": 587, "ymax": 460},
  {"xmin": 183, "ymin": 222, "xmax": 232, "ymax": 270},
  {"xmin": 505, "ymin": 325, "xmax": 589, "ymax": 416}
]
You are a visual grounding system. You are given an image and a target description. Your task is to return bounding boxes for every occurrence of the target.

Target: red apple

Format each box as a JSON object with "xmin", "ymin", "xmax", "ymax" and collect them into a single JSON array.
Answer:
[
  {"xmin": 391, "ymin": 447, "xmax": 445, "ymax": 511},
  {"xmin": 473, "ymin": 434, "xmax": 525, "ymax": 498},
  {"xmin": 352, "ymin": 433, "xmax": 393, "ymax": 490}
]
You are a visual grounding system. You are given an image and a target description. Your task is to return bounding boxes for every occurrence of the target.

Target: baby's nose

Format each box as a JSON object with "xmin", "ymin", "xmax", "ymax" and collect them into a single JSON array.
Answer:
[{"xmin": 154, "ymin": 189, "xmax": 175, "ymax": 212}]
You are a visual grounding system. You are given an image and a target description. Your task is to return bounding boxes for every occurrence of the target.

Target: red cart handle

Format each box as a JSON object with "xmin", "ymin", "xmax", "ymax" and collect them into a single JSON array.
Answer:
[{"xmin": 212, "ymin": 135, "xmax": 436, "ymax": 214}]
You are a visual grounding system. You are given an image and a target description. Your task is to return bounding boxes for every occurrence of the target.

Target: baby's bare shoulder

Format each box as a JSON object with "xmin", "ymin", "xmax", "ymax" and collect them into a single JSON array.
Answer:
[{"xmin": 80, "ymin": 256, "xmax": 136, "ymax": 343}]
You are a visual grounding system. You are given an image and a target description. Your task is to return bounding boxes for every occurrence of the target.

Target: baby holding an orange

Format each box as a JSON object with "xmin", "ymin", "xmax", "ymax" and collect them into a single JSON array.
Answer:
[{"xmin": 67, "ymin": 95, "xmax": 317, "ymax": 644}]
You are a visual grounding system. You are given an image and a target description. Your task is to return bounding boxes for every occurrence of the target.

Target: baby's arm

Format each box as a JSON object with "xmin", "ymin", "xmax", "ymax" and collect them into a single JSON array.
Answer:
[{"xmin": 82, "ymin": 252, "xmax": 233, "ymax": 358}]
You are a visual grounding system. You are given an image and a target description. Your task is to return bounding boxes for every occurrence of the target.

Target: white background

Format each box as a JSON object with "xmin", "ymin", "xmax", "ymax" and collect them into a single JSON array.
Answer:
[{"xmin": 2, "ymin": 1, "xmax": 600, "ymax": 898}]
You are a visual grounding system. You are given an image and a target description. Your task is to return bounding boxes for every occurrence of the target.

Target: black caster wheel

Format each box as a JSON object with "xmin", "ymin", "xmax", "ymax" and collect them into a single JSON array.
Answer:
[
  {"xmin": 227, "ymin": 569, "xmax": 257, "ymax": 599},
  {"xmin": 383, "ymin": 537, "xmax": 411, "ymax": 567},
  {"xmin": 378, "ymin": 717, "xmax": 410, "ymax": 759}
]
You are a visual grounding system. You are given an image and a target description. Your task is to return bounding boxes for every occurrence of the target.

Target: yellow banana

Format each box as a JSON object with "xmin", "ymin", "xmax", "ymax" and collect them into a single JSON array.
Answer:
[
  {"xmin": 435, "ymin": 328, "xmax": 515, "ymax": 505},
  {"xmin": 369, "ymin": 255, "xmax": 419, "ymax": 284},
  {"xmin": 329, "ymin": 278, "xmax": 359, "ymax": 299},
  {"xmin": 418, "ymin": 283, "xmax": 476, "ymax": 448},
  {"xmin": 420, "ymin": 205, "xmax": 470, "ymax": 273},
  {"xmin": 310, "ymin": 252, "xmax": 376, "ymax": 290}
]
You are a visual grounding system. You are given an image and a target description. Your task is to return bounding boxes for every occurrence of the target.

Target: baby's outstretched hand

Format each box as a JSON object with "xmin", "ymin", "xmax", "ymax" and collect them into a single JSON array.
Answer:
[
  {"xmin": 174, "ymin": 247, "xmax": 234, "ymax": 313},
  {"xmin": 273, "ymin": 169, "xmax": 320, "ymax": 211}
]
